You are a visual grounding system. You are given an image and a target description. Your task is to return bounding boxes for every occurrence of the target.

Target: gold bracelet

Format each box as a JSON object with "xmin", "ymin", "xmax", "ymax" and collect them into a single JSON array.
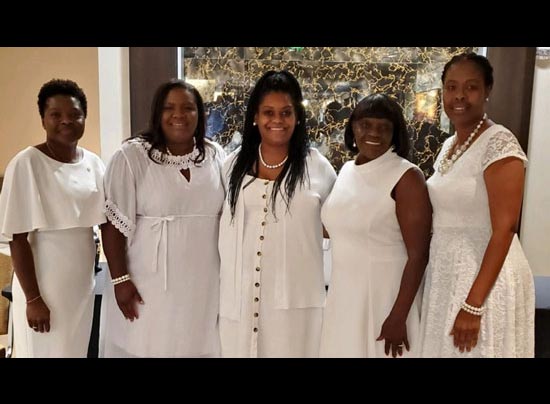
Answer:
[{"xmin": 26, "ymin": 295, "xmax": 41, "ymax": 304}]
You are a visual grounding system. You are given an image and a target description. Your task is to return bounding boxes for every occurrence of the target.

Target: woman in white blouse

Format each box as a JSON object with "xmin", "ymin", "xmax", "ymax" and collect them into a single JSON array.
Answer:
[
  {"xmin": 0, "ymin": 79, "xmax": 106, "ymax": 357},
  {"xmin": 218, "ymin": 70, "xmax": 337, "ymax": 357},
  {"xmin": 100, "ymin": 80, "xmax": 225, "ymax": 357}
]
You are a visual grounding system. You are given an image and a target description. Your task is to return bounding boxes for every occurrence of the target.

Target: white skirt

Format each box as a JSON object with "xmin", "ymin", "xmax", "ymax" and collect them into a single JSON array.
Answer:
[{"xmin": 12, "ymin": 227, "xmax": 95, "ymax": 357}]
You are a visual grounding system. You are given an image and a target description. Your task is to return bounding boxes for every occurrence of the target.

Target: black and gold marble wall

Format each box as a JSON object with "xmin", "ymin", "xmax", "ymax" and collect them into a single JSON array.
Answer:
[{"xmin": 182, "ymin": 47, "xmax": 478, "ymax": 177}]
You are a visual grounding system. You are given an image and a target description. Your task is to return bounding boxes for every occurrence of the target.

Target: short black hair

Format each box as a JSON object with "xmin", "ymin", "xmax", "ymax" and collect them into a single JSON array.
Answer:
[
  {"xmin": 441, "ymin": 52, "xmax": 494, "ymax": 89},
  {"xmin": 344, "ymin": 93, "xmax": 410, "ymax": 159},
  {"xmin": 37, "ymin": 79, "xmax": 87, "ymax": 119}
]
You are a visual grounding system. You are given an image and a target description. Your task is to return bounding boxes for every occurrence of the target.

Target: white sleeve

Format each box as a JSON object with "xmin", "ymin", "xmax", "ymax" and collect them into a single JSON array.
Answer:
[
  {"xmin": 103, "ymin": 148, "xmax": 137, "ymax": 241},
  {"xmin": 221, "ymin": 149, "xmax": 239, "ymax": 191},
  {"xmin": 315, "ymin": 150, "xmax": 338, "ymax": 204},
  {"xmin": 0, "ymin": 154, "xmax": 47, "ymax": 240},
  {"xmin": 482, "ymin": 130, "xmax": 527, "ymax": 171}
]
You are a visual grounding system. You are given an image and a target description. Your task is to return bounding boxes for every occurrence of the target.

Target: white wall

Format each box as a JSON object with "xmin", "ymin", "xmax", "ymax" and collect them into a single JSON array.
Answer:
[
  {"xmin": 521, "ymin": 58, "xmax": 550, "ymax": 278},
  {"xmin": 97, "ymin": 47, "xmax": 131, "ymax": 164}
]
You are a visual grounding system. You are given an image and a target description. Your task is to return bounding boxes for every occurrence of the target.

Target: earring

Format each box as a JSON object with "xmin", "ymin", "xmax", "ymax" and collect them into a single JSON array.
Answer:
[
  {"xmin": 297, "ymin": 121, "xmax": 301, "ymax": 125},
  {"xmin": 352, "ymin": 140, "xmax": 356, "ymax": 148},
  {"xmin": 485, "ymin": 97, "xmax": 489, "ymax": 102},
  {"xmin": 253, "ymin": 122, "xmax": 257, "ymax": 126}
]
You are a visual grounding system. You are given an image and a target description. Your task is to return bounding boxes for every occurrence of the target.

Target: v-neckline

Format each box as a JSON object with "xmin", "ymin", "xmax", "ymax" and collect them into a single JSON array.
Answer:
[{"xmin": 178, "ymin": 168, "xmax": 191, "ymax": 183}]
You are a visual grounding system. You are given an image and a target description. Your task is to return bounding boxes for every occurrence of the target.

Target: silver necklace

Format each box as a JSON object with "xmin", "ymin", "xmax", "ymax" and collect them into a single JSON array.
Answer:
[
  {"xmin": 45, "ymin": 141, "xmax": 78, "ymax": 163},
  {"xmin": 258, "ymin": 144, "xmax": 288, "ymax": 169},
  {"xmin": 438, "ymin": 113, "xmax": 487, "ymax": 175},
  {"xmin": 45, "ymin": 141, "xmax": 60, "ymax": 160}
]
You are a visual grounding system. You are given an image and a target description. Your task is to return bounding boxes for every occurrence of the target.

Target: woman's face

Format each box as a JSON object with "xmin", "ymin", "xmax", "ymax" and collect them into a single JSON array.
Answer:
[
  {"xmin": 161, "ymin": 88, "xmax": 198, "ymax": 146},
  {"xmin": 254, "ymin": 91, "xmax": 297, "ymax": 148},
  {"xmin": 42, "ymin": 95, "xmax": 85, "ymax": 144},
  {"xmin": 352, "ymin": 116, "xmax": 394, "ymax": 162},
  {"xmin": 442, "ymin": 60, "xmax": 490, "ymax": 128}
]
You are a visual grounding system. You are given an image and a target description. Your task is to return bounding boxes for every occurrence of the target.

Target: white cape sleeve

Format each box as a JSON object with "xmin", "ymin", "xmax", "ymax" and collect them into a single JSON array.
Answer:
[{"xmin": 0, "ymin": 153, "xmax": 48, "ymax": 241}]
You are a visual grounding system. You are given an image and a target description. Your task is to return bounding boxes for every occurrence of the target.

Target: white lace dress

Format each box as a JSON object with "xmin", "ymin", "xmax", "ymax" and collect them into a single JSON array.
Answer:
[
  {"xmin": 99, "ymin": 139, "xmax": 225, "ymax": 357},
  {"xmin": 419, "ymin": 125, "xmax": 535, "ymax": 358}
]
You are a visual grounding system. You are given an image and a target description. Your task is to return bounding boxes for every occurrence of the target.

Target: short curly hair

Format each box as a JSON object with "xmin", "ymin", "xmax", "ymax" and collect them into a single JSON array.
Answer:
[{"xmin": 37, "ymin": 79, "xmax": 87, "ymax": 119}]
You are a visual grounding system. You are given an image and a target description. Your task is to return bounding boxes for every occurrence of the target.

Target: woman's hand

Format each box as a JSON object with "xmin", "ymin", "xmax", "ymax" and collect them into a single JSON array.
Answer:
[
  {"xmin": 450, "ymin": 309, "xmax": 481, "ymax": 353},
  {"xmin": 114, "ymin": 280, "xmax": 144, "ymax": 321},
  {"xmin": 26, "ymin": 297, "xmax": 50, "ymax": 333},
  {"xmin": 376, "ymin": 314, "xmax": 409, "ymax": 358}
]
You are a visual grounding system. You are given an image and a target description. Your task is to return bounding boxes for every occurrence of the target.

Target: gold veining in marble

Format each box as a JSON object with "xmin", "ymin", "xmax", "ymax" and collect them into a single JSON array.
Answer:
[{"xmin": 182, "ymin": 47, "xmax": 478, "ymax": 177}]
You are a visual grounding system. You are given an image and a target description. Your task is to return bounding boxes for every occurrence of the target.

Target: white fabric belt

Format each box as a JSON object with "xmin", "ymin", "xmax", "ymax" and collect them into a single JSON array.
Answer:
[{"xmin": 139, "ymin": 214, "xmax": 218, "ymax": 291}]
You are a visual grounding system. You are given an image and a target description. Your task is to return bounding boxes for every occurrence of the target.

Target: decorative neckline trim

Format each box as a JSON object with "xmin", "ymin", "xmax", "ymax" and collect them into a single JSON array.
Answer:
[{"xmin": 133, "ymin": 140, "xmax": 200, "ymax": 170}]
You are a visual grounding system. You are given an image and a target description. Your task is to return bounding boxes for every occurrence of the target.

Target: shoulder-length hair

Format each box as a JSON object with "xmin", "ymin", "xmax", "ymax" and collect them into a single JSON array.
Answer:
[
  {"xmin": 344, "ymin": 93, "xmax": 410, "ymax": 159},
  {"xmin": 132, "ymin": 79, "xmax": 208, "ymax": 164},
  {"xmin": 228, "ymin": 70, "xmax": 309, "ymax": 219}
]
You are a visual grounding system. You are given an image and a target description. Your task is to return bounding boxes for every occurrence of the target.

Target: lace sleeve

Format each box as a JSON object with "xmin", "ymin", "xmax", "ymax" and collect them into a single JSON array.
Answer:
[
  {"xmin": 103, "ymin": 148, "xmax": 137, "ymax": 240},
  {"xmin": 482, "ymin": 130, "xmax": 527, "ymax": 171},
  {"xmin": 104, "ymin": 200, "xmax": 135, "ymax": 238}
]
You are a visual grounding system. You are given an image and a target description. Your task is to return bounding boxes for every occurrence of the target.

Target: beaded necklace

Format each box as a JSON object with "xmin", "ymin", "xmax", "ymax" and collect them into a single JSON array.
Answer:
[
  {"xmin": 438, "ymin": 113, "xmax": 487, "ymax": 175},
  {"xmin": 258, "ymin": 144, "xmax": 288, "ymax": 169}
]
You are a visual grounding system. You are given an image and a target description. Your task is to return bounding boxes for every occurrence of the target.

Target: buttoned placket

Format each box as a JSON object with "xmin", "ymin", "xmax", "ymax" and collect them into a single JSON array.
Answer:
[{"xmin": 250, "ymin": 180, "xmax": 271, "ymax": 358}]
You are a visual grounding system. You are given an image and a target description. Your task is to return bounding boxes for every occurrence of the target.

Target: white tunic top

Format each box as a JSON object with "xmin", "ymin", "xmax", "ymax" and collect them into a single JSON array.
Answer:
[
  {"xmin": 0, "ymin": 146, "xmax": 106, "ymax": 357},
  {"xmin": 99, "ymin": 139, "xmax": 225, "ymax": 358},
  {"xmin": 218, "ymin": 148, "xmax": 337, "ymax": 357},
  {"xmin": 319, "ymin": 148, "xmax": 421, "ymax": 357},
  {"xmin": 419, "ymin": 125, "xmax": 535, "ymax": 357}
]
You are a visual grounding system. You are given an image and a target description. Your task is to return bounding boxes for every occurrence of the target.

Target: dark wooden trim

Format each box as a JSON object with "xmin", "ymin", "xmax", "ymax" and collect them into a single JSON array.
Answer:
[
  {"xmin": 486, "ymin": 47, "xmax": 536, "ymax": 236},
  {"xmin": 129, "ymin": 47, "xmax": 178, "ymax": 135},
  {"xmin": 486, "ymin": 47, "xmax": 536, "ymax": 153}
]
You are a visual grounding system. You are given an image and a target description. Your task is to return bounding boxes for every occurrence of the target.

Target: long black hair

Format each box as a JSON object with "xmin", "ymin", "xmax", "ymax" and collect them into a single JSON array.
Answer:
[
  {"xmin": 228, "ymin": 70, "xmax": 309, "ymax": 219},
  {"xmin": 133, "ymin": 79, "xmax": 208, "ymax": 164}
]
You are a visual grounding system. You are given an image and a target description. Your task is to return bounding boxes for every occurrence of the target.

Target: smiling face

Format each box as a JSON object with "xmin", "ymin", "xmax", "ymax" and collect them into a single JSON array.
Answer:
[
  {"xmin": 442, "ymin": 59, "xmax": 491, "ymax": 129},
  {"xmin": 161, "ymin": 87, "xmax": 198, "ymax": 147},
  {"xmin": 352, "ymin": 116, "xmax": 394, "ymax": 162},
  {"xmin": 41, "ymin": 95, "xmax": 85, "ymax": 145},
  {"xmin": 254, "ymin": 91, "xmax": 296, "ymax": 148}
]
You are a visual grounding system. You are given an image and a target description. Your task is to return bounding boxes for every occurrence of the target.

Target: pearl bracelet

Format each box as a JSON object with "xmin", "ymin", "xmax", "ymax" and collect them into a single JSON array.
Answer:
[
  {"xmin": 461, "ymin": 301, "xmax": 485, "ymax": 316},
  {"xmin": 111, "ymin": 274, "xmax": 131, "ymax": 285}
]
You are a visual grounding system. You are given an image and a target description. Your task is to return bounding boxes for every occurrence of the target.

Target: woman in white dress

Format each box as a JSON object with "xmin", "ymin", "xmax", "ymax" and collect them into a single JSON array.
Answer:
[
  {"xmin": 419, "ymin": 53, "xmax": 535, "ymax": 357},
  {"xmin": 0, "ymin": 79, "xmax": 106, "ymax": 357},
  {"xmin": 100, "ymin": 80, "xmax": 225, "ymax": 357},
  {"xmin": 319, "ymin": 94, "xmax": 432, "ymax": 358},
  {"xmin": 219, "ymin": 70, "xmax": 337, "ymax": 357}
]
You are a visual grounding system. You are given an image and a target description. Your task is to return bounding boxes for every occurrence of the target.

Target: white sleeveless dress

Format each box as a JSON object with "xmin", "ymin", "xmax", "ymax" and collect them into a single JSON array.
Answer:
[{"xmin": 320, "ymin": 148, "xmax": 421, "ymax": 357}]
